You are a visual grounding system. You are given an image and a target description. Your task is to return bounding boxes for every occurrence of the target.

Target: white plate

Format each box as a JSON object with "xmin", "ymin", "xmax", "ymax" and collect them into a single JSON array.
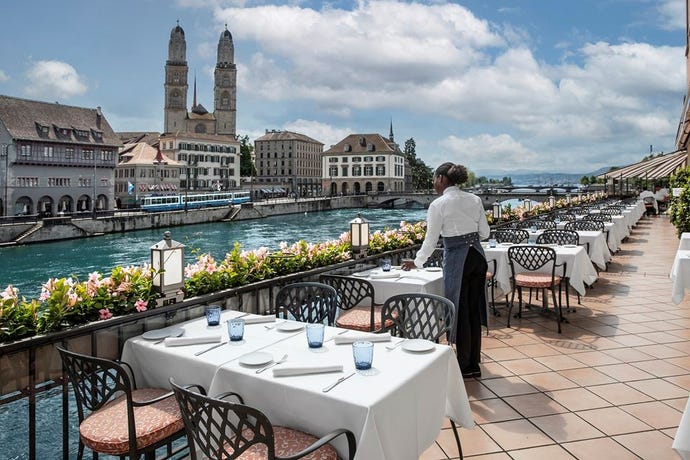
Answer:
[
  {"xmin": 563, "ymin": 244, "xmax": 578, "ymax": 248},
  {"xmin": 352, "ymin": 272, "xmax": 369, "ymax": 277},
  {"xmin": 402, "ymin": 339, "xmax": 435, "ymax": 353},
  {"xmin": 239, "ymin": 352, "xmax": 273, "ymax": 366},
  {"xmin": 500, "ymin": 242, "xmax": 514, "ymax": 246},
  {"xmin": 142, "ymin": 327, "xmax": 184, "ymax": 340},
  {"xmin": 276, "ymin": 322, "xmax": 304, "ymax": 332},
  {"xmin": 425, "ymin": 267, "xmax": 442, "ymax": 272}
]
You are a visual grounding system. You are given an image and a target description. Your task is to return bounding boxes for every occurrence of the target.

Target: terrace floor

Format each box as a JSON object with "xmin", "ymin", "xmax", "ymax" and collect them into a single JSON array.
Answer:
[{"xmin": 425, "ymin": 214, "xmax": 689, "ymax": 460}]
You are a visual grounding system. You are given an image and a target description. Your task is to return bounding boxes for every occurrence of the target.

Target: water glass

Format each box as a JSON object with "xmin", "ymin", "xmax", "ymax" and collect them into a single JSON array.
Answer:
[
  {"xmin": 228, "ymin": 318, "xmax": 245, "ymax": 341},
  {"xmin": 488, "ymin": 238, "xmax": 497, "ymax": 248},
  {"xmin": 352, "ymin": 341, "xmax": 374, "ymax": 370},
  {"xmin": 205, "ymin": 306, "xmax": 221, "ymax": 327},
  {"xmin": 306, "ymin": 323, "xmax": 325, "ymax": 348},
  {"xmin": 380, "ymin": 258, "xmax": 392, "ymax": 272}
]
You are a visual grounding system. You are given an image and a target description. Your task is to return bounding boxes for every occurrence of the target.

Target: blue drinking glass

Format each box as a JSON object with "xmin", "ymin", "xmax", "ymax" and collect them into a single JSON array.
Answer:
[
  {"xmin": 352, "ymin": 341, "xmax": 374, "ymax": 370},
  {"xmin": 306, "ymin": 323, "xmax": 325, "ymax": 348},
  {"xmin": 228, "ymin": 318, "xmax": 245, "ymax": 341},
  {"xmin": 380, "ymin": 258, "xmax": 392, "ymax": 272},
  {"xmin": 205, "ymin": 306, "xmax": 221, "ymax": 327}
]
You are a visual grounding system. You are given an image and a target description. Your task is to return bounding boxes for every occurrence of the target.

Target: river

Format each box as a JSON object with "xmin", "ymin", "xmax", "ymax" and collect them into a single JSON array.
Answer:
[{"xmin": 0, "ymin": 208, "xmax": 428, "ymax": 297}]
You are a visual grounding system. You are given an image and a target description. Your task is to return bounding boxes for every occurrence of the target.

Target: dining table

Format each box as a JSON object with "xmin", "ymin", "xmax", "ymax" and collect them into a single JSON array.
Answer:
[
  {"xmin": 671, "ymin": 249, "xmax": 690, "ymax": 305},
  {"xmin": 121, "ymin": 310, "xmax": 474, "ymax": 460},
  {"xmin": 679, "ymin": 233, "xmax": 690, "ymax": 251},
  {"xmin": 351, "ymin": 265, "xmax": 444, "ymax": 303}
]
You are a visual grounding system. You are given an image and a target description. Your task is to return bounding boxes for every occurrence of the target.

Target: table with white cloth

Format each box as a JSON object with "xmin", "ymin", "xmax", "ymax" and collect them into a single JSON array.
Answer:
[
  {"xmin": 679, "ymin": 233, "xmax": 690, "ymax": 251},
  {"xmin": 351, "ymin": 266, "xmax": 444, "ymax": 304},
  {"xmin": 481, "ymin": 243, "xmax": 598, "ymax": 297},
  {"xmin": 575, "ymin": 230, "xmax": 611, "ymax": 270},
  {"xmin": 671, "ymin": 250, "xmax": 690, "ymax": 305},
  {"xmin": 121, "ymin": 311, "xmax": 474, "ymax": 460},
  {"xmin": 673, "ymin": 396, "xmax": 690, "ymax": 459}
]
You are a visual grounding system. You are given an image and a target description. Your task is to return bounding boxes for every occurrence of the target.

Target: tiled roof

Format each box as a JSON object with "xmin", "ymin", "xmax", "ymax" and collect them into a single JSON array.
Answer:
[
  {"xmin": 323, "ymin": 133, "xmax": 398, "ymax": 155},
  {"xmin": 117, "ymin": 132, "xmax": 161, "ymax": 146},
  {"xmin": 254, "ymin": 130, "xmax": 323, "ymax": 144},
  {"xmin": 0, "ymin": 94, "xmax": 121, "ymax": 147},
  {"xmin": 119, "ymin": 142, "xmax": 181, "ymax": 166}
]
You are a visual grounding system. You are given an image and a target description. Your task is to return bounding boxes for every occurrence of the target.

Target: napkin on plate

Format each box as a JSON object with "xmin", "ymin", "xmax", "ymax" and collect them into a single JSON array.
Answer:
[
  {"xmin": 273, "ymin": 364, "xmax": 343, "ymax": 377},
  {"xmin": 243, "ymin": 316, "xmax": 276, "ymax": 325},
  {"xmin": 333, "ymin": 332, "xmax": 391, "ymax": 345},
  {"xmin": 164, "ymin": 335, "xmax": 222, "ymax": 347},
  {"xmin": 369, "ymin": 272, "xmax": 400, "ymax": 279}
]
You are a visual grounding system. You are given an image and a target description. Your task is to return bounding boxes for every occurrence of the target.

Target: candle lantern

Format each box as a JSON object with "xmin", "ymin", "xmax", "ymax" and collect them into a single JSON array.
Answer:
[
  {"xmin": 492, "ymin": 201, "xmax": 502, "ymax": 220},
  {"xmin": 151, "ymin": 231, "xmax": 185, "ymax": 306},
  {"xmin": 349, "ymin": 214, "xmax": 370, "ymax": 259},
  {"xmin": 548, "ymin": 195, "xmax": 556, "ymax": 209},
  {"xmin": 523, "ymin": 198, "xmax": 532, "ymax": 212}
]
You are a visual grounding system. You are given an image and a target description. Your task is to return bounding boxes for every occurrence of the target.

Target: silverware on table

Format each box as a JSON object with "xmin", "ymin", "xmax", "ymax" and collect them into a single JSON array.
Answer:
[
  {"xmin": 194, "ymin": 341, "xmax": 227, "ymax": 356},
  {"xmin": 256, "ymin": 354, "xmax": 288, "ymax": 374},
  {"xmin": 324, "ymin": 330, "xmax": 349, "ymax": 342},
  {"xmin": 322, "ymin": 372, "xmax": 356, "ymax": 393}
]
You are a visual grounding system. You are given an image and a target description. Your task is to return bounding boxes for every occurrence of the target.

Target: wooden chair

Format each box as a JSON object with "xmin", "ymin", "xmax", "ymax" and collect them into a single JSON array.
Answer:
[
  {"xmin": 170, "ymin": 379, "xmax": 356, "ymax": 460},
  {"xmin": 56, "ymin": 346, "xmax": 187, "ymax": 460},
  {"xmin": 274, "ymin": 282, "xmax": 338, "ymax": 326},
  {"xmin": 319, "ymin": 274, "xmax": 389, "ymax": 332}
]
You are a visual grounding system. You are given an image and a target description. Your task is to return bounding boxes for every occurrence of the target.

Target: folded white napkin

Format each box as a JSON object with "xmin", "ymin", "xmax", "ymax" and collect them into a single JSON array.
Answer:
[
  {"xmin": 333, "ymin": 332, "xmax": 391, "ymax": 345},
  {"xmin": 242, "ymin": 316, "xmax": 276, "ymax": 325},
  {"xmin": 164, "ymin": 335, "xmax": 222, "ymax": 347},
  {"xmin": 273, "ymin": 364, "xmax": 343, "ymax": 377},
  {"xmin": 369, "ymin": 272, "xmax": 400, "ymax": 279}
]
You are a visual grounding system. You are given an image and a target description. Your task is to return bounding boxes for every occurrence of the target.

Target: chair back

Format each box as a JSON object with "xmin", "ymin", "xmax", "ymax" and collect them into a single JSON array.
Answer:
[
  {"xmin": 573, "ymin": 206, "xmax": 590, "ymax": 215},
  {"xmin": 536, "ymin": 229, "xmax": 579, "ymax": 246},
  {"xmin": 424, "ymin": 248, "xmax": 444, "ymax": 268},
  {"xmin": 319, "ymin": 274, "xmax": 376, "ymax": 311},
  {"xmin": 170, "ymin": 380, "xmax": 275, "ymax": 460},
  {"xmin": 556, "ymin": 213, "xmax": 577, "ymax": 222},
  {"xmin": 491, "ymin": 229, "xmax": 529, "ymax": 244},
  {"xmin": 643, "ymin": 196, "xmax": 656, "ymax": 205},
  {"xmin": 507, "ymin": 245, "xmax": 557, "ymax": 274},
  {"xmin": 601, "ymin": 207, "xmax": 622, "ymax": 215},
  {"xmin": 274, "ymin": 282, "xmax": 338, "ymax": 325},
  {"xmin": 564, "ymin": 220, "xmax": 603, "ymax": 232},
  {"xmin": 583, "ymin": 213, "xmax": 612, "ymax": 223},
  {"xmin": 380, "ymin": 293, "xmax": 455, "ymax": 342},
  {"xmin": 519, "ymin": 219, "xmax": 556, "ymax": 230}
]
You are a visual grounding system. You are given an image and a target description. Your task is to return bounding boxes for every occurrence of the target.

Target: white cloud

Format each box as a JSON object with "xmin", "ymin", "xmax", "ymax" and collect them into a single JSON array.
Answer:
[
  {"xmin": 282, "ymin": 119, "xmax": 352, "ymax": 148},
  {"xmin": 438, "ymin": 134, "xmax": 539, "ymax": 170},
  {"xmin": 658, "ymin": 0, "xmax": 685, "ymax": 31},
  {"xmin": 0, "ymin": 70, "xmax": 8, "ymax": 82},
  {"xmin": 23, "ymin": 60, "xmax": 88, "ymax": 99}
]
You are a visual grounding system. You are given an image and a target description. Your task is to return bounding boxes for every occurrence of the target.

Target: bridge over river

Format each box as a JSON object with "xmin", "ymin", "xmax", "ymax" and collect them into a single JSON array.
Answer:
[{"xmin": 367, "ymin": 191, "xmax": 579, "ymax": 210}]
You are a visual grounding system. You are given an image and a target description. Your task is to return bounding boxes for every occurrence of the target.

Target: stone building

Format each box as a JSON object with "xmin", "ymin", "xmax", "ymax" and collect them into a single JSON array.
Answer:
[
  {"xmin": 0, "ymin": 95, "xmax": 121, "ymax": 217},
  {"xmin": 253, "ymin": 130, "xmax": 324, "ymax": 199}
]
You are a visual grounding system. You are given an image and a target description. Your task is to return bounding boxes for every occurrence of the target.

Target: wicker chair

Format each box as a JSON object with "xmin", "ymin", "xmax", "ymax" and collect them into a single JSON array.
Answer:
[
  {"xmin": 170, "ymin": 379, "xmax": 356, "ymax": 460},
  {"xmin": 319, "ymin": 274, "xmax": 389, "ymax": 332},
  {"xmin": 274, "ymin": 282, "xmax": 338, "ymax": 326},
  {"xmin": 57, "ymin": 346, "xmax": 187, "ymax": 460}
]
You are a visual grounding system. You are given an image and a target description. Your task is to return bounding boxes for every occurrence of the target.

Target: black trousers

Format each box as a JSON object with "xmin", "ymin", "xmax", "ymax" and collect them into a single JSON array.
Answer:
[{"xmin": 456, "ymin": 246, "xmax": 487, "ymax": 371}]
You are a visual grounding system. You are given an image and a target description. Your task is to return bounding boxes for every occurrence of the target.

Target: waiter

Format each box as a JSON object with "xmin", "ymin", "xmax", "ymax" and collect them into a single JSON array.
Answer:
[{"xmin": 402, "ymin": 162, "xmax": 490, "ymax": 378}]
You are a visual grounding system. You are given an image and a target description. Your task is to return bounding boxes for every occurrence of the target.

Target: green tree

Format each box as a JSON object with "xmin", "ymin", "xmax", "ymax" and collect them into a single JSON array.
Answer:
[
  {"xmin": 238, "ymin": 135, "xmax": 255, "ymax": 176},
  {"xmin": 403, "ymin": 137, "xmax": 433, "ymax": 190},
  {"xmin": 580, "ymin": 176, "xmax": 590, "ymax": 185}
]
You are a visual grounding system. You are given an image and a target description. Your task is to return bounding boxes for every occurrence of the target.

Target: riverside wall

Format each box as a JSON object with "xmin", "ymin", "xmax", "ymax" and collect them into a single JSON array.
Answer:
[{"xmin": 0, "ymin": 196, "xmax": 367, "ymax": 245}]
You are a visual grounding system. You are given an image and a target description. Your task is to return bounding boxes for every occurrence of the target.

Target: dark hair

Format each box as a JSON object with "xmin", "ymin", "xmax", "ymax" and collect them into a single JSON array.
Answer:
[{"xmin": 434, "ymin": 162, "xmax": 468, "ymax": 186}]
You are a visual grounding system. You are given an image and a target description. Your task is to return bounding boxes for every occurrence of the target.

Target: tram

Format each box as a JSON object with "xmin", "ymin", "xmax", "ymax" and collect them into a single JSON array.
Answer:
[{"xmin": 140, "ymin": 191, "xmax": 251, "ymax": 212}]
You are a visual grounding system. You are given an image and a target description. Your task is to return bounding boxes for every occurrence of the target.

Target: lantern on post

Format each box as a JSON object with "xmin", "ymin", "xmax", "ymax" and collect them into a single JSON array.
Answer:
[
  {"xmin": 548, "ymin": 195, "xmax": 556, "ymax": 209},
  {"xmin": 566, "ymin": 193, "xmax": 571, "ymax": 205},
  {"xmin": 349, "ymin": 213, "xmax": 370, "ymax": 259},
  {"xmin": 523, "ymin": 198, "xmax": 532, "ymax": 212},
  {"xmin": 492, "ymin": 201, "xmax": 502, "ymax": 220},
  {"xmin": 151, "ymin": 231, "xmax": 185, "ymax": 306}
]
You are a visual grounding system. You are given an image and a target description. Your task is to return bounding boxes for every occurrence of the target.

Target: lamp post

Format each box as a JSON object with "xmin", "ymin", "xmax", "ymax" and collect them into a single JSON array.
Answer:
[
  {"xmin": 566, "ymin": 193, "xmax": 571, "ymax": 206},
  {"xmin": 523, "ymin": 198, "xmax": 532, "ymax": 212},
  {"xmin": 492, "ymin": 201, "xmax": 502, "ymax": 221},
  {"xmin": 548, "ymin": 195, "xmax": 556, "ymax": 209},
  {"xmin": 349, "ymin": 213, "xmax": 370, "ymax": 259},
  {"xmin": 151, "ymin": 231, "xmax": 185, "ymax": 306}
]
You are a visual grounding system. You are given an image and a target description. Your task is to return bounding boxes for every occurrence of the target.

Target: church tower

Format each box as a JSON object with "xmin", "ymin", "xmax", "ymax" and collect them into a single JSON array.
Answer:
[
  {"xmin": 164, "ymin": 22, "xmax": 188, "ymax": 133},
  {"xmin": 214, "ymin": 26, "xmax": 237, "ymax": 136}
]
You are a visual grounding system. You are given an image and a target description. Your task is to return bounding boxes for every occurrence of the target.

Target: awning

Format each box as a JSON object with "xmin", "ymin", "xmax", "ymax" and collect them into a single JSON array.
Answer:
[{"xmin": 597, "ymin": 150, "xmax": 687, "ymax": 180}]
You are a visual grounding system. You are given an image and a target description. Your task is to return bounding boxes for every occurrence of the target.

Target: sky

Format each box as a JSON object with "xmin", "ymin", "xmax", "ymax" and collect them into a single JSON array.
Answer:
[{"xmin": 0, "ymin": 0, "xmax": 686, "ymax": 176}]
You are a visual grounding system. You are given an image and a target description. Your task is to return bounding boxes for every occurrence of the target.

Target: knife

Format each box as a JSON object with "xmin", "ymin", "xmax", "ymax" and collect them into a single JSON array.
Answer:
[
  {"xmin": 194, "ymin": 341, "xmax": 227, "ymax": 356},
  {"xmin": 322, "ymin": 372, "xmax": 356, "ymax": 393}
]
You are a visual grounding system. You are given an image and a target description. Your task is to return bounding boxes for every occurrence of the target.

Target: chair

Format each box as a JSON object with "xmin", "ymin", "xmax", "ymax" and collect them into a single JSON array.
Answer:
[
  {"xmin": 564, "ymin": 220, "xmax": 603, "ymax": 233},
  {"xmin": 170, "ymin": 379, "xmax": 356, "ymax": 460},
  {"xmin": 643, "ymin": 196, "xmax": 656, "ymax": 215},
  {"xmin": 583, "ymin": 213, "xmax": 612, "ymax": 223},
  {"xmin": 274, "ymin": 282, "xmax": 338, "ymax": 326},
  {"xmin": 506, "ymin": 246, "xmax": 566, "ymax": 333},
  {"xmin": 601, "ymin": 207, "xmax": 622, "ymax": 216},
  {"xmin": 379, "ymin": 293, "xmax": 463, "ymax": 459},
  {"xmin": 56, "ymin": 346, "xmax": 186, "ymax": 460},
  {"xmin": 536, "ymin": 229, "xmax": 579, "ymax": 246},
  {"xmin": 519, "ymin": 219, "xmax": 556, "ymax": 230},
  {"xmin": 319, "ymin": 274, "xmax": 389, "ymax": 332},
  {"xmin": 490, "ymin": 228, "xmax": 529, "ymax": 244},
  {"xmin": 423, "ymin": 247, "xmax": 444, "ymax": 268}
]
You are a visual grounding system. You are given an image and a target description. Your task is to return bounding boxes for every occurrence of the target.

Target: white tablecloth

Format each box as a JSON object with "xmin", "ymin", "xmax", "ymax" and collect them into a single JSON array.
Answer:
[
  {"xmin": 577, "ymin": 230, "xmax": 611, "ymax": 270},
  {"xmin": 121, "ymin": 312, "xmax": 473, "ymax": 460},
  {"xmin": 674, "ymin": 396, "xmax": 690, "ymax": 459},
  {"xmin": 680, "ymin": 233, "xmax": 690, "ymax": 251},
  {"xmin": 352, "ymin": 267, "xmax": 443, "ymax": 304},
  {"xmin": 671, "ymin": 250, "xmax": 690, "ymax": 305},
  {"xmin": 483, "ymin": 243, "xmax": 598, "ymax": 296}
]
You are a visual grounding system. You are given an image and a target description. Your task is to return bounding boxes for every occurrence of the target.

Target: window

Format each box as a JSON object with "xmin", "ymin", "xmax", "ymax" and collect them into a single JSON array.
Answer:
[
  {"xmin": 329, "ymin": 157, "xmax": 339, "ymax": 163},
  {"xmin": 352, "ymin": 165, "xmax": 362, "ymax": 176},
  {"xmin": 364, "ymin": 165, "xmax": 373, "ymax": 176},
  {"xmin": 65, "ymin": 147, "xmax": 74, "ymax": 159},
  {"xmin": 364, "ymin": 156, "xmax": 373, "ymax": 162},
  {"xmin": 376, "ymin": 156, "xmax": 386, "ymax": 162},
  {"xmin": 352, "ymin": 156, "xmax": 362, "ymax": 162},
  {"xmin": 82, "ymin": 149, "xmax": 94, "ymax": 160},
  {"xmin": 20, "ymin": 145, "xmax": 31, "ymax": 156},
  {"xmin": 376, "ymin": 165, "xmax": 386, "ymax": 175},
  {"xmin": 341, "ymin": 157, "xmax": 348, "ymax": 163},
  {"xmin": 43, "ymin": 146, "xmax": 54, "ymax": 158},
  {"xmin": 329, "ymin": 166, "xmax": 338, "ymax": 177}
]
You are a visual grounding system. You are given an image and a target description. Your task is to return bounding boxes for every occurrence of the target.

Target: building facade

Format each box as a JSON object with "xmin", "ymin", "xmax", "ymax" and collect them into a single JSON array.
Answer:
[
  {"xmin": 0, "ymin": 95, "xmax": 121, "ymax": 217},
  {"xmin": 322, "ymin": 133, "xmax": 407, "ymax": 195},
  {"xmin": 254, "ymin": 130, "xmax": 324, "ymax": 198}
]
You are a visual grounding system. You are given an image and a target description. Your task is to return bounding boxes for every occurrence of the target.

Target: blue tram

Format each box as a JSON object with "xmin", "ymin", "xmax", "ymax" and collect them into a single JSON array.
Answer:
[{"xmin": 140, "ymin": 191, "xmax": 251, "ymax": 212}]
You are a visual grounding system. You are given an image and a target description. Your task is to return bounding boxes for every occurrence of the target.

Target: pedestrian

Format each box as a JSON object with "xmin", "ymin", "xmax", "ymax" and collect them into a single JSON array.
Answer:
[{"xmin": 402, "ymin": 162, "xmax": 490, "ymax": 378}]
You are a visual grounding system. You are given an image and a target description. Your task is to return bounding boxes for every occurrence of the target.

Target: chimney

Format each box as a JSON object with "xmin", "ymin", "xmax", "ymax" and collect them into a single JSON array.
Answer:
[{"xmin": 96, "ymin": 106, "xmax": 102, "ymax": 129}]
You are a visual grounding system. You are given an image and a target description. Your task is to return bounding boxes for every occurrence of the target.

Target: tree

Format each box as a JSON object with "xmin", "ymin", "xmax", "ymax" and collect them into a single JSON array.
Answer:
[
  {"xmin": 403, "ymin": 137, "xmax": 433, "ymax": 190},
  {"xmin": 238, "ymin": 135, "xmax": 255, "ymax": 176},
  {"xmin": 580, "ymin": 176, "xmax": 590, "ymax": 185}
]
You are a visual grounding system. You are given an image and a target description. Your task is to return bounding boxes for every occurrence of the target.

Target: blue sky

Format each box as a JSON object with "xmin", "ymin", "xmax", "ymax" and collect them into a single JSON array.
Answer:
[{"xmin": 0, "ymin": 0, "xmax": 685, "ymax": 175}]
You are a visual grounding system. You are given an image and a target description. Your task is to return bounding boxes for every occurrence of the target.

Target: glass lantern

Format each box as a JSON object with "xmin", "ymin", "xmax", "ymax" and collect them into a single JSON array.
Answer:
[
  {"xmin": 492, "ymin": 201, "xmax": 502, "ymax": 220},
  {"xmin": 151, "ymin": 231, "xmax": 185, "ymax": 305},
  {"xmin": 349, "ymin": 214, "xmax": 370, "ymax": 258}
]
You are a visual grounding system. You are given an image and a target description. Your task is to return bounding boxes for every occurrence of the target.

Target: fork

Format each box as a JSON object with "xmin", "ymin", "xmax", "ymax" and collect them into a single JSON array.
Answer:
[{"xmin": 256, "ymin": 354, "xmax": 288, "ymax": 374}]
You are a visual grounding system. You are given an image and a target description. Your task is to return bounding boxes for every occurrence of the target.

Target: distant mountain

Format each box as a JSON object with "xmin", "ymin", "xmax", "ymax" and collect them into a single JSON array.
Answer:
[{"xmin": 485, "ymin": 172, "xmax": 584, "ymax": 187}]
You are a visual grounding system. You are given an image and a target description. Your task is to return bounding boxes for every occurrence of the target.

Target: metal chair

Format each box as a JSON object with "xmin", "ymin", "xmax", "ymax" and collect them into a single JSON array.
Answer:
[
  {"xmin": 490, "ymin": 228, "xmax": 529, "ymax": 244},
  {"xmin": 564, "ymin": 220, "xmax": 603, "ymax": 233},
  {"xmin": 519, "ymin": 219, "xmax": 556, "ymax": 230},
  {"xmin": 170, "ymin": 379, "xmax": 356, "ymax": 460},
  {"xmin": 274, "ymin": 282, "xmax": 338, "ymax": 326},
  {"xmin": 56, "ymin": 346, "xmax": 187, "ymax": 460},
  {"xmin": 319, "ymin": 274, "xmax": 389, "ymax": 332},
  {"xmin": 584, "ymin": 213, "xmax": 612, "ymax": 223},
  {"xmin": 379, "ymin": 293, "xmax": 463, "ymax": 459},
  {"xmin": 423, "ymin": 247, "xmax": 444, "ymax": 268},
  {"xmin": 506, "ymin": 246, "xmax": 566, "ymax": 333},
  {"xmin": 536, "ymin": 229, "xmax": 579, "ymax": 246}
]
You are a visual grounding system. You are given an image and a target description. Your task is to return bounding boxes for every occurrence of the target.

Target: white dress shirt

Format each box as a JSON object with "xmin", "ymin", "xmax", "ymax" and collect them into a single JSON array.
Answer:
[{"xmin": 414, "ymin": 186, "xmax": 490, "ymax": 268}]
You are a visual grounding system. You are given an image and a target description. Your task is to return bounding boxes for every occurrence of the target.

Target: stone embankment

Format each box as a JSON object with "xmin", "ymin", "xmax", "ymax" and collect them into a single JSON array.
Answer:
[{"xmin": 0, "ymin": 196, "xmax": 366, "ymax": 246}]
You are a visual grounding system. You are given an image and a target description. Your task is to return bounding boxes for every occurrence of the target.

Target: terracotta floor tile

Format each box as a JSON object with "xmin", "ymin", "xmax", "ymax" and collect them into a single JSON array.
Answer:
[
  {"xmin": 613, "ymin": 430, "xmax": 676, "ymax": 460},
  {"xmin": 663, "ymin": 397, "xmax": 689, "ymax": 412},
  {"xmin": 452, "ymin": 426, "xmax": 502, "ymax": 457},
  {"xmin": 513, "ymin": 343, "xmax": 562, "ymax": 358},
  {"xmin": 520, "ymin": 371, "xmax": 579, "ymax": 392},
  {"xmin": 559, "ymin": 367, "xmax": 617, "ymax": 386},
  {"xmin": 608, "ymin": 334, "xmax": 657, "ymax": 347},
  {"xmin": 479, "ymin": 361, "xmax": 514, "ymax": 379},
  {"xmin": 535, "ymin": 354, "xmax": 588, "ymax": 371},
  {"xmin": 601, "ymin": 347, "xmax": 655, "ymax": 364},
  {"xmin": 507, "ymin": 444, "xmax": 576, "ymax": 459},
  {"xmin": 621, "ymin": 401, "xmax": 683, "ymax": 429},
  {"xmin": 461, "ymin": 453, "xmax": 512, "ymax": 460},
  {"xmin": 419, "ymin": 441, "xmax": 448, "ymax": 460},
  {"xmin": 503, "ymin": 392, "xmax": 569, "ymax": 418},
  {"xmin": 570, "ymin": 350, "xmax": 623, "ymax": 367},
  {"xmin": 482, "ymin": 346, "xmax": 529, "ymax": 362},
  {"xmin": 575, "ymin": 407, "xmax": 652, "ymax": 435},
  {"xmin": 481, "ymin": 419, "xmax": 553, "ymax": 451},
  {"xmin": 630, "ymin": 359, "xmax": 689, "ymax": 377},
  {"xmin": 665, "ymin": 374, "xmax": 690, "ymax": 391},
  {"xmin": 666, "ymin": 356, "xmax": 690, "ymax": 371},
  {"xmin": 531, "ymin": 412, "xmax": 604, "ymax": 443},
  {"xmin": 480, "ymin": 376, "xmax": 539, "ymax": 397},
  {"xmin": 595, "ymin": 363, "xmax": 655, "ymax": 382},
  {"xmin": 561, "ymin": 437, "xmax": 639, "ymax": 459},
  {"xmin": 634, "ymin": 344, "xmax": 687, "ymax": 359},
  {"xmin": 546, "ymin": 388, "xmax": 612, "ymax": 411},
  {"xmin": 499, "ymin": 358, "xmax": 552, "ymax": 375},
  {"xmin": 470, "ymin": 397, "xmax": 522, "ymax": 424},
  {"xmin": 463, "ymin": 380, "xmax": 497, "ymax": 401},
  {"xmin": 626, "ymin": 379, "xmax": 688, "ymax": 400},
  {"xmin": 586, "ymin": 382, "xmax": 654, "ymax": 406}
]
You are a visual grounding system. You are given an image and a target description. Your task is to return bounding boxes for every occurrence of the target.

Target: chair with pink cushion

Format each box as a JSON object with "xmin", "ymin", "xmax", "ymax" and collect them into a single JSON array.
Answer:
[
  {"xmin": 319, "ymin": 274, "xmax": 388, "ymax": 332},
  {"xmin": 170, "ymin": 379, "xmax": 356, "ymax": 460},
  {"xmin": 57, "ymin": 346, "xmax": 187, "ymax": 460}
]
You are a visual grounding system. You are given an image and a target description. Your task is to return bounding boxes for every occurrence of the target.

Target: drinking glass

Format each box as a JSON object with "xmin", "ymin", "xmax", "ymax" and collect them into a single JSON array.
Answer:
[
  {"xmin": 380, "ymin": 258, "xmax": 392, "ymax": 272},
  {"xmin": 352, "ymin": 341, "xmax": 374, "ymax": 370},
  {"xmin": 306, "ymin": 323, "xmax": 325, "ymax": 348},
  {"xmin": 228, "ymin": 318, "xmax": 245, "ymax": 341},
  {"xmin": 205, "ymin": 305, "xmax": 221, "ymax": 327},
  {"xmin": 488, "ymin": 238, "xmax": 497, "ymax": 248}
]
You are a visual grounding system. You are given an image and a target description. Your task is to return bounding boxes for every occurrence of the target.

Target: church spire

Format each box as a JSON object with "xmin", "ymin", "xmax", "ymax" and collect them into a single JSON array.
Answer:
[
  {"xmin": 389, "ymin": 118, "xmax": 394, "ymax": 143},
  {"xmin": 193, "ymin": 73, "xmax": 197, "ymax": 108}
]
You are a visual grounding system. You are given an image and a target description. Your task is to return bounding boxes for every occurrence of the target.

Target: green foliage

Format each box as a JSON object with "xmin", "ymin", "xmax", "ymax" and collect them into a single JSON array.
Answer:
[
  {"xmin": 404, "ymin": 138, "xmax": 433, "ymax": 190},
  {"xmin": 238, "ymin": 134, "xmax": 256, "ymax": 177},
  {"xmin": 669, "ymin": 168, "xmax": 690, "ymax": 237}
]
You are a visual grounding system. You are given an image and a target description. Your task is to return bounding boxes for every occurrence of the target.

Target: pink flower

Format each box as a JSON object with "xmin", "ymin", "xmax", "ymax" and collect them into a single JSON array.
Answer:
[
  {"xmin": 135, "ymin": 299, "xmax": 148, "ymax": 312},
  {"xmin": 99, "ymin": 308, "xmax": 112, "ymax": 320},
  {"xmin": 1, "ymin": 285, "xmax": 18, "ymax": 301}
]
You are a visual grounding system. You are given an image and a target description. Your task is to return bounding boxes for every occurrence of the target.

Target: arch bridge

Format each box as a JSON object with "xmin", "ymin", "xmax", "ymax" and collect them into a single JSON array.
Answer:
[{"xmin": 365, "ymin": 191, "xmax": 576, "ymax": 210}]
